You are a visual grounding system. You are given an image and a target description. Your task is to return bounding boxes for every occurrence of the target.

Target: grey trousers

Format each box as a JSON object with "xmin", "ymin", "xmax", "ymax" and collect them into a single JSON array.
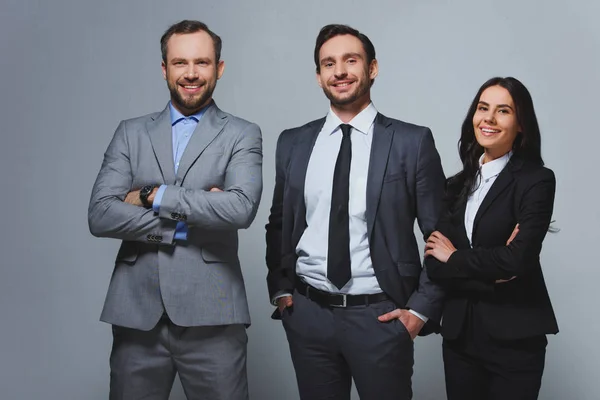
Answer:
[
  {"xmin": 282, "ymin": 289, "xmax": 414, "ymax": 400},
  {"xmin": 109, "ymin": 315, "xmax": 248, "ymax": 400}
]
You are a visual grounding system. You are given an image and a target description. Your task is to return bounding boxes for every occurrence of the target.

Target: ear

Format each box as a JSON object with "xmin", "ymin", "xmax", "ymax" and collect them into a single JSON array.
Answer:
[
  {"xmin": 216, "ymin": 60, "xmax": 225, "ymax": 80},
  {"xmin": 316, "ymin": 71, "xmax": 323, "ymax": 89},
  {"xmin": 369, "ymin": 59, "xmax": 379, "ymax": 80},
  {"xmin": 161, "ymin": 61, "xmax": 167, "ymax": 80}
]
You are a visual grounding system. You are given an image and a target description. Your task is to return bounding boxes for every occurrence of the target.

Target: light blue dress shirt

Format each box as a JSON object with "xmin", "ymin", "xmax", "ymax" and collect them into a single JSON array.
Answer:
[{"xmin": 152, "ymin": 102, "xmax": 208, "ymax": 240}]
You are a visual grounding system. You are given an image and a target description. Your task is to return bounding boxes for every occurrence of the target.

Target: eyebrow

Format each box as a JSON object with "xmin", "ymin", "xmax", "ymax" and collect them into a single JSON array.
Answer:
[
  {"xmin": 478, "ymin": 101, "xmax": 514, "ymax": 111},
  {"xmin": 170, "ymin": 57, "xmax": 212, "ymax": 63}
]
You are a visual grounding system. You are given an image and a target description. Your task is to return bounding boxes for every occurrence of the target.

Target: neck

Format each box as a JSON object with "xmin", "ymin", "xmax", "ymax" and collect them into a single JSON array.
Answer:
[
  {"xmin": 331, "ymin": 94, "xmax": 371, "ymax": 123},
  {"xmin": 482, "ymin": 148, "xmax": 511, "ymax": 164},
  {"xmin": 172, "ymin": 98, "xmax": 212, "ymax": 117}
]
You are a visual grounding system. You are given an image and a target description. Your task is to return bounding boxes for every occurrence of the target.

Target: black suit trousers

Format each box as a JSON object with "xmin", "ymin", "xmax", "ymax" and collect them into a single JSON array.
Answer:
[
  {"xmin": 442, "ymin": 302, "xmax": 547, "ymax": 400},
  {"xmin": 281, "ymin": 289, "xmax": 414, "ymax": 400}
]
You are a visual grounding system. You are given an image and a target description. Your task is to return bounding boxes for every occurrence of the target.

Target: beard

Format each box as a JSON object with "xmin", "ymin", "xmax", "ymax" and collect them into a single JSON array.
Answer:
[
  {"xmin": 168, "ymin": 78, "xmax": 216, "ymax": 114},
  {"xmin": 321, "ymin": 76, "xmax": 370, "ymax": 107}
]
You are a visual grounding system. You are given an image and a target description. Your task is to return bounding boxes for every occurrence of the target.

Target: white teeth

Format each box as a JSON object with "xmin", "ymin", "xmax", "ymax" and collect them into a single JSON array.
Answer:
[
  {"xmin": 184, "ymin": 85, "xmax": 200, "ymax": 89},
  {"xmin": 334, "ymin": 83, "xmax": 351, "ymax": 87},
  {"xmin": 481, "ymin": 128, "xmax": 500, "ymax": 133}
]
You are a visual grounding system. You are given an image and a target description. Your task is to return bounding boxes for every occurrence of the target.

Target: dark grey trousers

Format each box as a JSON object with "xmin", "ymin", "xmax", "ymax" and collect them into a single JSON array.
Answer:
[
  {"xmin": 109, "ymin": 315, "xmax": 248, "ymax": 400},
  {"xmin": 282, "ymin": 289, "xmax": 414, "ymax": 400}
]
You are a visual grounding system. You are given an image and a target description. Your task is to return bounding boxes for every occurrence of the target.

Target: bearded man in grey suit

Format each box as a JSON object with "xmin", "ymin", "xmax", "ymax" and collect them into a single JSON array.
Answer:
[{"xmin": 88, "ymin": 20, "xmax": 262, "ymax": 400}]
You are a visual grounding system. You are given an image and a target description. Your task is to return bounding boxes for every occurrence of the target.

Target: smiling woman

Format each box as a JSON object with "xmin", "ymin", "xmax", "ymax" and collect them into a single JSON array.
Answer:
[{"xmin": 424, "ymin": 77, "xmax": 558, "ymax": 400}]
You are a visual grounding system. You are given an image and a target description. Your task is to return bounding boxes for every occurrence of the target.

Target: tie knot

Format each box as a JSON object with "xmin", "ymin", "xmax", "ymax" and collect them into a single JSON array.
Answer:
[{"xmin": 340, "ymin": 124, "xmax": 352, "ymax": 138}]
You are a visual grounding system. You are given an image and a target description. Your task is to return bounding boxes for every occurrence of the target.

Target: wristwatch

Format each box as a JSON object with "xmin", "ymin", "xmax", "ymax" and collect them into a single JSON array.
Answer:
[{"xmin": 139, "ymin": 185, "xmax": 156, "ymax": 208}]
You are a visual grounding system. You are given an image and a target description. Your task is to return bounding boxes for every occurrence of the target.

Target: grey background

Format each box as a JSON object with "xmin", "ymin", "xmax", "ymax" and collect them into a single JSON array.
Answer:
[{"xmin": 1, "ymin": 0, "xmax": 598, "ymax": 399}]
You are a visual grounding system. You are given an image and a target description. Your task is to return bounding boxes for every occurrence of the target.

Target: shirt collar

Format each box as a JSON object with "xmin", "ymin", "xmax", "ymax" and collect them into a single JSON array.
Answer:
[
  {"xmin": 479, "ymin": 151, "xmax": 512, "ymax": 180},
  {"xmin": 322, "ymin": 102, "xmax": 378, "ymax": 136},
  {"xmin": 169, "ymin": 101, "xmax": 208, "ymax": 126}
]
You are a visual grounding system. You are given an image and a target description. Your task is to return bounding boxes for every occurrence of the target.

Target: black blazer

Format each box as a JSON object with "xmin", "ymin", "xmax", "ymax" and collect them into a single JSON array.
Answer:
[
  {"xmin": 265, "ymin": 113, "xmax": 446, "ymax": 334},
  {"xmin": 426, "ymin": 156, "xmax": 559, "ymax": 340}
]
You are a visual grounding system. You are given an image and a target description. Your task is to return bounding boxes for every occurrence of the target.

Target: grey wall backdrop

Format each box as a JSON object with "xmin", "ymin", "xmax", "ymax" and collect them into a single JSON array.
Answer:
[{"xmin": 1, "ymin": 0, "xmax": 598, "ymax": 399}]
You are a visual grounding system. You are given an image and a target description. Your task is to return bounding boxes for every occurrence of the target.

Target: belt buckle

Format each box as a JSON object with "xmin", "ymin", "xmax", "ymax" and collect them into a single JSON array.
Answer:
[{"xmin": 331, "ymin": 293, "xmax": 347, "ymax": 308}]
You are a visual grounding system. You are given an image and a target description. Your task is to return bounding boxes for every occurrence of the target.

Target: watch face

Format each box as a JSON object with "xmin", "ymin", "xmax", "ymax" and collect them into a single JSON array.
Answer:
[{"xmin": 141, "ymin": 185, "xmax": 153, "ymax": 196}]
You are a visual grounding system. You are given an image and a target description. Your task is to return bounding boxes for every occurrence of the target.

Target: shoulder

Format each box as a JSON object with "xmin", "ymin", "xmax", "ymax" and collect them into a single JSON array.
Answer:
[
  {"xmin": 277, "ymin": 117, "xmax": 326, "ymax": 145},
  {"xmin": 121, "ymin": 110, "xmax": 162, "ymax": 127},
  {"xmin": 515, "ymin": 160, "xmax": 555, "ymax": 184},
  {"xmin": 378, "ymin": 113, "xmax": 432, "ymax": 137},
  {"xmin": 215, "ymin": 108, "xmax": 261, "ymax": 135}
]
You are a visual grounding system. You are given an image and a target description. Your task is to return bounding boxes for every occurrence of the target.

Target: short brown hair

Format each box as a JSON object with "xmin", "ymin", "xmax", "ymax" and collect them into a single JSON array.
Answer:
[
  {"xmin": 314, "ymin": 24, "xmax": 376, "ymax": 74},
  {"xmin": 160, "ymin": 20, "xmax": 222, "ymax": 62}
]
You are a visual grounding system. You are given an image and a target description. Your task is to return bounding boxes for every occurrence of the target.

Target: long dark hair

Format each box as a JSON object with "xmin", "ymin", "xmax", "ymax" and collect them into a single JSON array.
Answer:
[{"xmin": 446, "ymin": 77, "xmax": 544, "ymax": 210}]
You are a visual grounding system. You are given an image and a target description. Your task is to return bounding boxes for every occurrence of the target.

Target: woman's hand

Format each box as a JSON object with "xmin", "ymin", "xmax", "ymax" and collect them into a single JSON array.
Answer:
[
  {"xmin": 425, "ymin": 231, "xmax": 457, "ymax": 263},
  {"xmin": 496, "ymin": 224, "xmax": 519, "ymax": 283}
]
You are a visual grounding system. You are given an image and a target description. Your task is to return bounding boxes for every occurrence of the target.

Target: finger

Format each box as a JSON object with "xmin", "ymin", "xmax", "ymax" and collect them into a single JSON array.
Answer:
[
  {"xmin": 506, "ymin": 229, "xmax": 519, "ymax": 245},
  {"xmin": 432, "ymin": 231, "xmax": 447, "ymax": 241},
  {"xmin": 377, "ymin": 310, "xmax": 400, "ymax": 322},
  {"xmin": 210, "ymin": 187, "xmax": 223, "ymax": 192},
  {"xmin": 427, "ymin": 236, "xmax": 440, "ymax": 245}
]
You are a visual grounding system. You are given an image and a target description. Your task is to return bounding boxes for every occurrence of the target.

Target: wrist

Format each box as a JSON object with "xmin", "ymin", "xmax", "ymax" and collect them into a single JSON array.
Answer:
[
  {"xmin": 148, "ymin": 187, "xmax": 159, "ymax": 205},
  {"xmin": 139, "ymin": 185, "xmax": 157, "ymax": 208}
]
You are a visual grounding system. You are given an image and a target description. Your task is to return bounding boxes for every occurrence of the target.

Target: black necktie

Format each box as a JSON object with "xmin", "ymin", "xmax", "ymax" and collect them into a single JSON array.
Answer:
[{"xmin": 327, "ymin": 124, "xmax": 352, "ymax": 289}]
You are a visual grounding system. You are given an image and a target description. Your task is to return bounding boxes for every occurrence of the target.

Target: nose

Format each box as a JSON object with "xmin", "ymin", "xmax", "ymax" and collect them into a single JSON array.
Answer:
[
  {"xmin": 483, "ymin": 110, "xmax": 496, "ymax": 124},
  {"xmin": 333, "ymin": 62, "xmax": 347, "ymax": 78},
  {"xmin": 184, "ymin": 64, "xmax": 199, "ymax": 80}
]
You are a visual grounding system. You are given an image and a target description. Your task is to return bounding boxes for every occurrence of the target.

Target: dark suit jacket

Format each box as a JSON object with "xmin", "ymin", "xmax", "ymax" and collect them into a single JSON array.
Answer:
[
  {"xmin": 425, "ymin": 156, "xmax": 559, "ymax": 340},
  {"xmin": 265, "ymin": 113, "xmax": 446, "ymax": 335}
]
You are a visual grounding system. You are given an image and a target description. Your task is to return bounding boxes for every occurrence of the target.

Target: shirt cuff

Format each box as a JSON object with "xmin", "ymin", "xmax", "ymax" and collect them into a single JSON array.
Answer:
[
  {"xmin": 408, "ymin": 309, "xmax": 429, "ymax": 323},
  {"xmin": 152, "ymin": 185, "xmax": 167, "ymax": 213},
  {"xmin": 271, "ymin": 291, "xmax": 292, "ymax": 306}
]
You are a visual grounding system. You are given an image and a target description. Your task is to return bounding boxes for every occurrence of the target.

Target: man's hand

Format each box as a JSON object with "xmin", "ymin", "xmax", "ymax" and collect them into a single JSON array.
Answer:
[
  {"xmin": 124, "ymin": 189, "xmax": 143, "ymax": 206},
  {"xmin": 377, "ymin": 308, "xmax": 424, "ymax": 340},
  {"xmin": 210, "ymin": 187, "xmax": 223, "ymax": 192},
  {"xmin": 276, "ymin": 295, "xmax": 293, "ymax": 314},
  {"xmin": 425, "ymin": 231, "xmax": 457, "ymax": 263},
  {"xmin": 496, "ymin": 223, "xmax": 519, "ymax": 283}
]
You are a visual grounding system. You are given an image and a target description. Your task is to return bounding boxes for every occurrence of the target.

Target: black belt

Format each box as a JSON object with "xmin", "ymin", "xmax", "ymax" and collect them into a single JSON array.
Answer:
[{"xmin": 296, "ymin": 280, "xmax": 389, "ymax": 308}]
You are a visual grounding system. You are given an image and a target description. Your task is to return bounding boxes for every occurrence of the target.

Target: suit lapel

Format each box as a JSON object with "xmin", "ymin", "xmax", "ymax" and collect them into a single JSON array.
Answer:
[
  {"xmin": 176, "ymin": 102, "xmax": 227, "ymax": 183},
  {"xmin": 471, "ymin": 157, "xmax": 523, "ymax": 238},
  {"xmin": 290, "ymin": 119, "xmax": 324, "ymax": 223},
  {"xmin": 366, "ymin": 114, "xmax": 394, "ymax": 240},
  {"xmin": 455, "ymin": 200, "xmax": 470, "ymax": 247},
  {"xmin": 147, "ymin": 105, "xmax": 176, "ymax": 185}
]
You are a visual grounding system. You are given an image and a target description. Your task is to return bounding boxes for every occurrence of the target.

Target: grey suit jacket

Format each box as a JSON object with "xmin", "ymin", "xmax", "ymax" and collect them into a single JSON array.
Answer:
[
  {"xmin": 89, "ymin": 101, "xmax": 262, "ymax": 330},
  {"xmin": 265, "ymin": 113, "xmax": 445, "ymax": 334}
]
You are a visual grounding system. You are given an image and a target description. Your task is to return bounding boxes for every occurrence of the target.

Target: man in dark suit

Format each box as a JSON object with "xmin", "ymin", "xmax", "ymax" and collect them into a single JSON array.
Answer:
[{"xmin": 265, "ymin": 24, "xmax": 446, "ymax": 400}]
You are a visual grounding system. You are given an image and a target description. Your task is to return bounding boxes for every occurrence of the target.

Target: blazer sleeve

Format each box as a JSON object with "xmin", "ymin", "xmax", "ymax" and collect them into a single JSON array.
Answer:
[
  {"xmin": 88, "ymin": 120, "xmax": 177, "ymax": 244},
  {"xmin": 265, "ymin": 130, "xmax": 295, "ymax": 301},
  {"xmin": 442, "ymin": 168, "xmax": 556, "ymax": 281},
  {"xmin": 424, "ymin": 190, "xmax": 494, "ymax": 292},
  {"xmin": 405, "ymin": 128, "xmax": 447, "ymax": 326},
  {"xmin": 156, "ymin": 123, "xmax": 263, "ymax": 230}
]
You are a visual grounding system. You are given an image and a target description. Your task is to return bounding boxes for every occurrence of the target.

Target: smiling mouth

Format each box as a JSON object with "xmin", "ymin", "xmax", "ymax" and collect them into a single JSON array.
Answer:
[
  {"xmin": 333, "ymin": 82, "xmax": 353, "ymax": 88},
  {"xmin": 480, "ymin": 127, "xmax": 501, "ymax": 136}
]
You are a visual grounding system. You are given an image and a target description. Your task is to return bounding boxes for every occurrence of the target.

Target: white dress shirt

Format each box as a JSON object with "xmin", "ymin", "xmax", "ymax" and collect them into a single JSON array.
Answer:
[
  {"xmin": 297, "ymin": 103, "xmax": 380, "ymax": 294},
  {"xmin": 292, "ymin": 103, "xmax": 427, "ymax": 322},
  {"xmin": 464, "ymin": 151, "xmax": 513, "ymax": 245}
]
